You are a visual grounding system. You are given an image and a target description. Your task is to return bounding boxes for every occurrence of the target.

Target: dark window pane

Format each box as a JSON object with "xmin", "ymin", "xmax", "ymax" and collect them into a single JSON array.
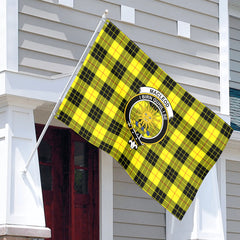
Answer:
[
  {"xmin": 74, "ymin": 142, "xmax": 87, "ymax": 167},
  {"xmin": 40, "ymin": 165, "xmax": 52, "ymax": 191},
  {"xmin": 74, "ymin": 169, "xmax": 88, "ymax": 194},
  {"xmin": 39, "ymin": 140, "xmax": 52, "ymax": 163}
]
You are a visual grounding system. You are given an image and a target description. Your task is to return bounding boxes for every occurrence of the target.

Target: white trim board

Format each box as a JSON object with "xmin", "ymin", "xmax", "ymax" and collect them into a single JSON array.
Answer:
[
  {"xmin": 0, "ymin": 0, "xmax": 18, "ymax": 71},
  {"xmin": 219, "ymin": 0, "xmax": 230, "ymax": 115},
  {"xmin": 99, "ymin": 150, "xmax": 113, "ymax": 240}
]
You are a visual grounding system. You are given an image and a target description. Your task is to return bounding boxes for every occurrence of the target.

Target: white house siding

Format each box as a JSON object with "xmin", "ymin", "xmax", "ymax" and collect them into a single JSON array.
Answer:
[
  {"xmin": 113, "ymin": 160, "xmax": 166, "ymax": 240},
  {"xmin": 229, "ymin": 16, "xmax": 240, "ymax": 131},
  {"xmin": 228, "ymin": 13, "xmax": 240, "ymax": 240},
  {"xmin": 19, "ymin": 0, "xmax": 220, "ymax": 111},
  {"xmin": 18, "ymin": 0, "xmax": 97, "ymax": 76},
  {"xmin": 226, "ymin": 160, "xmax": 240, "ymax": 240},
  {"xmin": 18, "ymin": 0, "xmax": 222, "ymax": 239},
  {"xmin": 230, "ymin": 16, "xmax": 240, "ymax": 90}
]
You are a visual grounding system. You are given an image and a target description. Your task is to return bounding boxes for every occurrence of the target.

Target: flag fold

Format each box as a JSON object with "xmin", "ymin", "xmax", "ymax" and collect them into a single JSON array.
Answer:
[{"xmin": 56, "ymin": 20, "xmax": 233, "ymax": 220}]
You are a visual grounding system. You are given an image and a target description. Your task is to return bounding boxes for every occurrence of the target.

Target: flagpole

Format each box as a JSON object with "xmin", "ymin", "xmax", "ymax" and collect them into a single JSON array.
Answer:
[{"xmin": 22, "ymin": 9, "xmax": 109, "ymax": 174}]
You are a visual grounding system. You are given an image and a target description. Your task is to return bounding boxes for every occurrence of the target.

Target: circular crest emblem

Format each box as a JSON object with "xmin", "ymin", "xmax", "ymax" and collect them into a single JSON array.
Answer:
[{"xmin": 124, "ymin": 87, "xmax": 173, "ymax": 149}]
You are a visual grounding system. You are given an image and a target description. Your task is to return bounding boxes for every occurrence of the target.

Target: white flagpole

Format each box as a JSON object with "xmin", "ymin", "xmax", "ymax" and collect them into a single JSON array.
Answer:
[{"xmin": 22, "ymin": 9, "xmax": 109, "ymax": 174}]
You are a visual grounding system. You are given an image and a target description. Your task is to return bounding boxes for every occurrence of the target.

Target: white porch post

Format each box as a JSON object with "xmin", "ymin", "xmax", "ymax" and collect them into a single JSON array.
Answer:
[
  {"xmin": 0, "ymin": 97, "xmax": 51, "ymax": 240},
  {"xmin": 99, "ymin": 150, "xmax": 113, "ymax": 240},
  {"xmin": 166, "ymin": 1, "xmax": 229, "ymax": 239},
  {"xmin": 166, "ymin": 166, "xmax": 224, "ymax": 240},
  {"xmin": 0, "ymin": 0, "xmax": 50, "ymax": 238}
]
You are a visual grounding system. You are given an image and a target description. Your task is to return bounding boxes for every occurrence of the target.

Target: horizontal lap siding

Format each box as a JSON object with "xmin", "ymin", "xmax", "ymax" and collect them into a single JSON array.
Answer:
[
  {"xmin": 106, "ymin": 1, "xmax": 219, "ymax": 238},
  {"xmin": 19, "ymin": 0, "xmax": 147, "ymax": 78},
  {"xmin": 19, "ymin": 0, "xmax": 220, "ymax": 110},
  {"xmin": 113, "ymin": 160, "xmax": 166, "ymax": 240},
  {"xmin": 230, "ymin": 16, "xmax": 240, "ymax": 90},
  {"xmin": 18, "ymin": 1, "xmax": 220, "ymax": 238},
  {"xmin": 18, "ymin": 0, "xmax": 113, "ymax": 76},
  {"xmin": 229, "ymin": 16, "xmax": 240, "ymax": 131},
  {"xmin": 226, "ymin": 160, "xmax": 240, "ymax": 240},
  {"xmin": 101, "ymin": 0, "xmax": 220, "ymax": 111}
]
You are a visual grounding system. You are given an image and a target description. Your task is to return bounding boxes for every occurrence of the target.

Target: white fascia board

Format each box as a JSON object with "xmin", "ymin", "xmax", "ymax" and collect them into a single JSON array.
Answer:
[{"xmin": 0, "ymin": 70, "xmax": 70, "ymax": 104}]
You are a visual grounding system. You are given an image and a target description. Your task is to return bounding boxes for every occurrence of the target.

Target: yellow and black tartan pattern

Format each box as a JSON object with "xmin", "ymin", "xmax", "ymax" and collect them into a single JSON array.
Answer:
[{"xmin": 56, "ymin": 20, "xmax": 233, "ymax": 220}]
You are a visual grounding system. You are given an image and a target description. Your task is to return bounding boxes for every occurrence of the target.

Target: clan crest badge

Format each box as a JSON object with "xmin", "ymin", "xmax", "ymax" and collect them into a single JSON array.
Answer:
[{"xmin": 125, "ymin": 87, "xmax": 174, "ymax": 149}]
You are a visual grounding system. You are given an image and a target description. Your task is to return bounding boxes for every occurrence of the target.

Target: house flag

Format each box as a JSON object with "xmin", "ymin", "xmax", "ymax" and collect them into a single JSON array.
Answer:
[{"xmin": 56, "ymin": 20, "xmax": 233, "ymax": 220}]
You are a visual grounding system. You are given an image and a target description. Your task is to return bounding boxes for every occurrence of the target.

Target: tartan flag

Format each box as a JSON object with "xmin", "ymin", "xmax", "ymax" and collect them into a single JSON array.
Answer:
[{"xmin": 56, "ymin": 20, "xmax": 233, "ymax": 220}]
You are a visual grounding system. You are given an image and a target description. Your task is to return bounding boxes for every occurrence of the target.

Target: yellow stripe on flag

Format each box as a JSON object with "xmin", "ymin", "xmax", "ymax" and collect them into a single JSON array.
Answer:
[{"xmin": 56, "ymin": 20, "xmax": 233, "ymax": 220}]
